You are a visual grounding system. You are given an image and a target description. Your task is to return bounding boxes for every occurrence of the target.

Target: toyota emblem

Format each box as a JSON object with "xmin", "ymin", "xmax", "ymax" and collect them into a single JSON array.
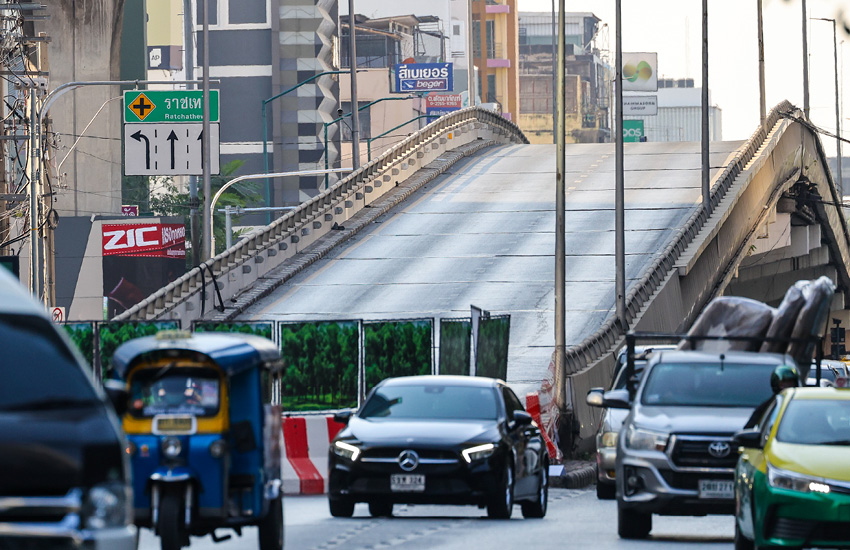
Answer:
[
  {"xmin": 397, "ymin": 450, "xmax": 420, "ymax": 472},
  {"xmin": 707, "ymin": 441, "xmax": 731, "ymax": 458}
]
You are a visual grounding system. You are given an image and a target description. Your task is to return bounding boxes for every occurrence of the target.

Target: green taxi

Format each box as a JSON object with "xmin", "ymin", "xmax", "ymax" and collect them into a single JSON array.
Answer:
[{"xmin": 734, "ymin": 387, "xmax": 850, "ymax": 549}]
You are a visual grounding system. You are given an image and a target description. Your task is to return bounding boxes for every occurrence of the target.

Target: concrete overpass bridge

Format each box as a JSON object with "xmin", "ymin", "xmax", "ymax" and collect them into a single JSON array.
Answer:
[{"xmin": 116, "ymin": 102, "xmax": 850, "ymax": 451}]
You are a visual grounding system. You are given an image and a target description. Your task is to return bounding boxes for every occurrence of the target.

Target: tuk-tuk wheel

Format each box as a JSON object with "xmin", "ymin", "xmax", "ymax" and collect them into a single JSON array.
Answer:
[
  {"xmin": 259, "ymin": 497, "xmax": 284, "ymax": 550},
  {"xmin": 158, "ymin": 492, "xmax": 189, "ymax": 550},
  {"xmin": 328, "ymin": 498, "xmax": 355, "ymax": 518}
]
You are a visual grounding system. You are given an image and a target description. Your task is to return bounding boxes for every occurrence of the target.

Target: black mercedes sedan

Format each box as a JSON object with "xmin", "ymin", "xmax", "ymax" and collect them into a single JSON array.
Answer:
[{"xmin": 328, "ymin": 375, "xmax": 549, "ymax": 519}]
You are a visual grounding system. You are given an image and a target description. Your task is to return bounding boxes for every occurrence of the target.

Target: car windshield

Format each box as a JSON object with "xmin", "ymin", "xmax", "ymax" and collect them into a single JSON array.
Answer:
[
  {"xmin": 128, "ymin": 366, "xmax": 221, "ymax": 417},
  {"xmin": 776, "ymin": 399, "xmax": 850, "ymax": 445},
  {"xmin": 0, "ymin": 314, "xmax": 99, "ymax": 411},
  {"xmin": 809, "ymin": 365, "xmax": 836, "ymax": 381},
  {"xmin": 360, "ymin": 384, "xmax": 499, "ymax": 421},
  {"xmin": 641, "ymin": 362, "xmax": 776, "ymax": 407}
]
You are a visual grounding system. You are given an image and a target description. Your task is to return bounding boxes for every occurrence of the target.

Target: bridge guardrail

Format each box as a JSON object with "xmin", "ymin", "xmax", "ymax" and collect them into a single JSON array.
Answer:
[
  {"xmin": 559, "ymin": 100, "xmax": 795, "ymax": 386},
  {"xmin": 115, "ymin": 107, "xmax": 528, "ymax": 321}
]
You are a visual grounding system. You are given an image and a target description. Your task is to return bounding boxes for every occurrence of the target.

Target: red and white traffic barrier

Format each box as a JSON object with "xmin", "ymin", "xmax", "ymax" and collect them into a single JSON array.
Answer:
[
  {"xmin": 526, "ymin": 391, "xmax": 561, "ymax": 461},
  {"xmin": 281, "ymin": 415, "xmax": 346, "ymax": 495}
]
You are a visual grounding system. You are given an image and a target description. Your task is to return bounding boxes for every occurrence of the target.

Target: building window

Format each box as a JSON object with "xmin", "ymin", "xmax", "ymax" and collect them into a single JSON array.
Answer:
[
  {"xmin": 486, "ymin": 74, "xmax": 497, "ymax": 103},
  {"xmin": 472, "ymin": 20, "xmax": 481, "ymax": 58},
  {"xmin": 339, "ymin": 102, "xmax": 372, "ymax": 140},
  {"xmin": 453, "ymin": 24, "xmax": 461, "ymax": 36},
  {"xmin": 485, "ymin": 20, "xmax": 496, "ymax": 58}
]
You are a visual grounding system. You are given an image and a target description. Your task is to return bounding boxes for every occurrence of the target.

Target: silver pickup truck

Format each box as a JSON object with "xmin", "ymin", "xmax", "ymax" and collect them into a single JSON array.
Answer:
[{"xmin": 588, "ymin": 349, "xmax": 797, "ymax": 539}]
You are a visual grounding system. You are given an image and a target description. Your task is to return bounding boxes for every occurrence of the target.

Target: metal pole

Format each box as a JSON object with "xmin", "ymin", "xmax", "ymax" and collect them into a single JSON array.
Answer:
[
  {"xmin": 833, "ymin": 20, "xmax": 843, "ymax": 198},
  {"xmin": 614, "ymin": 0, "xmax": 626, "ymax": 329},
  {"xmin": 348, "ymin": 0, "xmax": 361, "ymax": 172},
  {"xmin": 29, "ymin": 87, "xmax": 39, "ymax": 297},
  {"xmin": 201, "ymin": 0, "xmax": 212, "ymax": 261},
  {"xmin": 224, "ymin": 205, "xmax": 232, "ymax": 249},
  {"xmin": 802, "ymin": 0, "xmax": 810, "ymax": 118},
  {"xmin": 701, "ymin": 0, "xmax": 710, "ymax": 210},
  {"xmin": 555, "ymin": 0, "xmax": 567, "ymax": 412},
  {"xmin": 757, "ymin": 0, "xmax": 766, "ymax": 127},
  {"xmin": 551, "ymin": 0, "xmax": 557, "ymax": 140},
  {"xmin": 467, "ymin": 0, "xmax": 475, "ymax": 105},
  {"xmin": 184, "ymin": 0, "xmax": 200, "ymax": 262}
]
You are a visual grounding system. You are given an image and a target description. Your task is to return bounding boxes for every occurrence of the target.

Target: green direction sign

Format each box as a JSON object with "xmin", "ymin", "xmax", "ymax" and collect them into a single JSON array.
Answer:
[
  {"xmin": 124, "ymin": 90, "xmax": 219, "ymax": 123},
  {"xmin": 623, "ymin": 119, "xmax": 644, "ymax": 143}
]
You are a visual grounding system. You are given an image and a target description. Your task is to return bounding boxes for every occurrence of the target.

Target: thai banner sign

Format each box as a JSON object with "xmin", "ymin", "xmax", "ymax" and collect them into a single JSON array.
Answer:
[
  {"xmin": 394, "ymin": 63, "xmax": 453, "ymax": 92},
  {"xmin": 102, "ymin": 223, "xmax": 186, "ymax": 258},
  {"xmin": 425, "ymin": 93, "xmax": 463, "ymax": 117}
]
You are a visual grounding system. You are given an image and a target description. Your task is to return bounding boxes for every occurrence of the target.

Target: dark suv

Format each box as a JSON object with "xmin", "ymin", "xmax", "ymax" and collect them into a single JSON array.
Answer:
[
  {"xmin": 591, "ymin": 350, "xmax": 795, "ymax": 539},
  {"xmin": 0, "ymin": 269, "xmax": 135, "ymax": 548}
]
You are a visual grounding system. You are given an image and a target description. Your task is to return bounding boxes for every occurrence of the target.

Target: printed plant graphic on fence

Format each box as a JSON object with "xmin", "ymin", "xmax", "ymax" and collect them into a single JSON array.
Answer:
[
  {"xmin": 98, "ymin": 321, "xmax": 179, "ymax": 378},
  {"xmin": 364, "ymin": 320, "xmax": 433, "ymax": 392},
  {"xmin": 279, "ymin": 321, "xmax": 359, "ymax": 411},
  {"xmin": 62, "ymin": 322, "xmax": 96, "ymax": 369},
  {"xmin": 193, "ymin": 321, "xmax": 274, "ymax": 340}
]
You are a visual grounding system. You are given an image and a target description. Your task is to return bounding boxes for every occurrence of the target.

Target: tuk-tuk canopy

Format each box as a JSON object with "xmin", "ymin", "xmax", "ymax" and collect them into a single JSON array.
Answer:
[{"xmin": 112, "ymin": 332, "xmax": 282, "ymax": 380}]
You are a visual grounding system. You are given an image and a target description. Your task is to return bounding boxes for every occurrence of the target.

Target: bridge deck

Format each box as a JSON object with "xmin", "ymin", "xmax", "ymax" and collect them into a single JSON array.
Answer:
[{"xmin": 242, "ymin": 141, "xmax": 743, "ymax": 395}]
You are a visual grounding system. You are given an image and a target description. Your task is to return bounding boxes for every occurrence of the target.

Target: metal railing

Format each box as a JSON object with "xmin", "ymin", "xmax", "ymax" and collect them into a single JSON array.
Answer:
[{"xmin": 115, "ymin": 107, "xmax": 527, "ymax": 321}]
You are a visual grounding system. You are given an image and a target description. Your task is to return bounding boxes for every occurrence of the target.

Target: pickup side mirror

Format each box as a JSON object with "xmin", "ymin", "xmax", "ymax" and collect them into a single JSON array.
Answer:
[
  {"xmin": 602, "ymin": 389, "xmax": 631, "ymax": 410},
  {"xmin": 333, "ymin": 410, "xmax": 353, "ymax": 425},
  {"xmin": 103, "ymin": 379, "xmax": 129, "ymax": 417},
  {"xmin": 586, "ymin": 388, "xmax": 605, "ymax": 407},
  {"xmin": 733, "ymin": 429, "xmax": 763, "ymax": 450},
  {"xmin": 512, "ymin": 410, "xmax": 534, "ymax": 426}
]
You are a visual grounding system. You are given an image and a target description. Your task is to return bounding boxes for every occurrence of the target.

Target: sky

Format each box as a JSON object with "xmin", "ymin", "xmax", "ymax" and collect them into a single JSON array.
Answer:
[{"xmin": 518, "ymin": 0, "xmax": 850, "ymax": 153}]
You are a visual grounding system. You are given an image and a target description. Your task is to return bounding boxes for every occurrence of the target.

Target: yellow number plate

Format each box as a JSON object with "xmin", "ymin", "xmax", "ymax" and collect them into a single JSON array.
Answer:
[{"xmin": 154, "ymin": 416, "xmax": 195, "ymax": 435}]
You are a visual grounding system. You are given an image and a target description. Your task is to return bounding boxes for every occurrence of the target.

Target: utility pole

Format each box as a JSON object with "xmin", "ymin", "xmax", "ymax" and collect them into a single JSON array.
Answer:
[
  {"xmin": 348, "ymin": 0, "xmax": 361, "ymax": 171},
  {"xmin": 757, "ymin": 0, "xmax": 766, "ymax": 127},
  {"xmin": 38, "ymin": 33, "xmax": 55, "ymax": 306},
  {"xmin": 802, "ymin": 0, "xmax": 810, "ymax": 118},
  {"xmin": 184, "ymin": 0, "xmax": 200, "ymax": 262},
  {"xmin": 614, "ymin": 0, "xmax": 626, "ymax": 329},
  {"xmin": 551, "ymin": 0, "xmax": 556, "ymax": 140},
  {"xmin": 814, "ymin": 18, "xmax": 843, "ymax": 198},
  {"xmin": 201, "ymin": 0, "xmax": 212, "ymax": 261},
  {"xmin": 467, "ymin": 0, "xmax": 475, "ymax": 106},
  {"xmin": 701, "ymin": 0, "xmax": 710, "ymax": 210},
  {"xmin": 555, "ymin": 0, "xmax": 567, "ymax": 417}
]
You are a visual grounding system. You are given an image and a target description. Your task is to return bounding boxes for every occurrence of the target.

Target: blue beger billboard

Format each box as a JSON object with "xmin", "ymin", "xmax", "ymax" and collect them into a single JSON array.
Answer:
[{"xmin": 394, "ymin": 62, "xmax": 453, "ymax": 92}]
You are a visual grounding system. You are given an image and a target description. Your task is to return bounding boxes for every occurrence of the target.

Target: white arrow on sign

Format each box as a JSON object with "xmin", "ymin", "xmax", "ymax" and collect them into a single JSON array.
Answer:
[{"xmin": 124, "ymin": 123, "xmax": 220, "ymax": 176}]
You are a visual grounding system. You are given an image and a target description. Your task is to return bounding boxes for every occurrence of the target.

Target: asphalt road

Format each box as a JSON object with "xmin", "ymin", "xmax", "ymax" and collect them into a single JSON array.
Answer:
[
  {"xmin": 138, "ymin": 488, "xmax": 735, "ymax": 549},
  {"xmin": 240, "ymin": 141, "xmax": 744, "ymax": 396}
]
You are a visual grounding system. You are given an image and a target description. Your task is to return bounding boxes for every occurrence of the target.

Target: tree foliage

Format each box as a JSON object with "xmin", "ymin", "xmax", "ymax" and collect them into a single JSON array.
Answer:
[
  {"xmin": 364, "ymin": 320, "xmax": 432, "ymax": 392},
  {"xmin": 279, "ymin": 322, "xmax": 359, "ymax": 411},
  {"xmin": 439, "ymin": 319, "xmax": 470, "ymax": 375},
  {"xmin": 147, "ymin": 159, "xmax": 262, "ymax": 265}
]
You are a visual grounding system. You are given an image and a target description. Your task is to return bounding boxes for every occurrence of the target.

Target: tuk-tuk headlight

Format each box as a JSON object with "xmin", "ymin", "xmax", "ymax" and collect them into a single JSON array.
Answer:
[
  {"xmin": 162, "ymin": 437, "xmax": 182, "ymax": 459},
  {"xmin": 209, "ymin": 439, "xmax": 227, "ymax": 458},
  {"xmin": 83, "ymin": 482, "xmax": 131, "ymax": 529}
]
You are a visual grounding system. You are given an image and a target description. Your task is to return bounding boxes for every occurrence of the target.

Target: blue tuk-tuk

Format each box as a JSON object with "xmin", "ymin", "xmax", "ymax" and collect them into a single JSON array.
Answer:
[{"xmin": 113, "ymin": 331, "xmax": 284, "ymax": 550}]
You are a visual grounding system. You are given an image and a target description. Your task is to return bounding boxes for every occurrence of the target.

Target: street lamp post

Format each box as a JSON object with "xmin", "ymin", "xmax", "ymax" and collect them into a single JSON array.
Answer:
[
  {"xmin": 348, "ymin": 0, "xmax": 361, "ymax": 171},
  {"xmin": 757, "ymin": 0, "xmax": 766, "ymax": 127},
  {"xmin": 802, "ymin": 0, "xmax": 810, "ymax": 117},
  {"xmin": 614, "ymin": 0, "xmax": 625, "ymax": 329},
  {"xmin": 555, "ymin": 0, "xmax": 567, "ymax": 416},
  {"xmin": 814, "ymin": 18, "xmax": 843, "ymax": 198},
  {"xmin": 322, "ymin": 95, "xmax": 417, "ymax": 187},
  {"xmin": 701, "ymin": 0, "xmax": 709, "ymax": 210}
]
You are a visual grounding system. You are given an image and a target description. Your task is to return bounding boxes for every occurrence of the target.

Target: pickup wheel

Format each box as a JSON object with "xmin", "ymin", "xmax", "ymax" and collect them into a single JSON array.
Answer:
[
  {"xmin": 596, "ymin": 481, "xmax": 616, "ymax": 500},
  {"xmin": 617, "ymin": 502, "xmax": 651, "ymax": 539},
  {"xmin": 329, "ymin": 498, "xmax": 355, "ymax": 518}
]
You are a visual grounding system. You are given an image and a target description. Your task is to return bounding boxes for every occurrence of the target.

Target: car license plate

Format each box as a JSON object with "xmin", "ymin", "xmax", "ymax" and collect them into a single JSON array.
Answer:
[
  {"xmin": 153, "ymin": 415, "xmax": 196, "ymax": 435},
  {"xmin": 698, "ymin": 479, "xmax": 734, "ymax": 499},
  {"xmin": 390, "ymin": 474, "xmax": 425, "ymax": 492}
]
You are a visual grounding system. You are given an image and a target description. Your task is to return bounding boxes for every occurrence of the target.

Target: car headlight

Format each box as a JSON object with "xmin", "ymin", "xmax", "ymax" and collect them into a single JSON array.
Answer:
[
  {"xmin": 333, "ymin": 441, "xmax": 361, "ymax": 461},
  {"xmin": 600, "ymin": 431, "xmax": 619, "ymax": 448},
  {"xmin": 624, "ymin": 425, "xmax": 668, "ymax": 452},
  {"xmin": 83, "ymin": 482, "xmax": 131, "ymax": 529},
  {"xmin": 162, "ymin": 437, "xmax": 182, "ymax": 459},
  {"xmin": 767, "ymin": 464, "xmax": 830, "ymax": 494},
  {"xmin": 461, "ymin": 443, "xmax": 496, "ymax": 463}
]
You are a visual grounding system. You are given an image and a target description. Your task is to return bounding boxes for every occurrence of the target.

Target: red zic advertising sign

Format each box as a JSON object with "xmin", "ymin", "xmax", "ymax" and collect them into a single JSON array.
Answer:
[{"xmin": 102, "ymin": 223, "xmax": 186, "ymax": 258}]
